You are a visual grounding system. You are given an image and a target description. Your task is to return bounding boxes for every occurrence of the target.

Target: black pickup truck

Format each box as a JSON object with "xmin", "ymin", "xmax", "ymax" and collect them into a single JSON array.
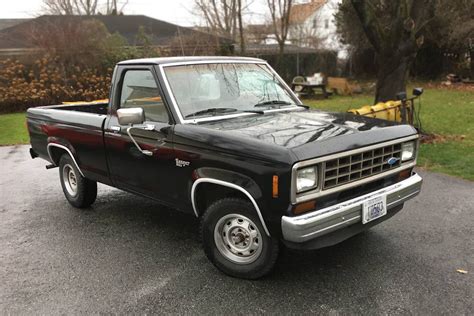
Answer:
[{"xmin": 27, "ymin": 57, "xmax": 422, "ymax": 279}]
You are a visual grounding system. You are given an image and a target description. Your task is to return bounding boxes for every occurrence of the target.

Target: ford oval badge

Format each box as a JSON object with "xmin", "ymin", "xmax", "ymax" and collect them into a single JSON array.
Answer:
[{"xmin": 387, "ymin": 157, "xmax": 400, "ymax": 166}]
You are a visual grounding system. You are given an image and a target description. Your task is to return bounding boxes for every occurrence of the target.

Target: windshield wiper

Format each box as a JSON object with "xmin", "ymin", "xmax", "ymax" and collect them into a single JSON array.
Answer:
[
  {"xmin": 185, "ymin": 107, "xmax": 238, "ymax": 118},
  {"xmin": 253, "ymin": 100, "xmax": 293, "ymax": 108}
]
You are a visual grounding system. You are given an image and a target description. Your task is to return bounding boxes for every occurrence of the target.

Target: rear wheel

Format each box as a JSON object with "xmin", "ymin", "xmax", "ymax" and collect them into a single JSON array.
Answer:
[
  {"xmin": 59, "ymin": 154, "xmax": 97, "ymax": 208},
  {"xmin": 200, "ymin": 198, "xmax": 279, "ymax": 279}
]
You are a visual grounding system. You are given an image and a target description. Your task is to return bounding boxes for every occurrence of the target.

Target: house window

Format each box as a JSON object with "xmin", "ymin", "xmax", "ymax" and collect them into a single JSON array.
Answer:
[{"xmin": 325, "ymin": 19, "xmax": 329, "ymax": 29}]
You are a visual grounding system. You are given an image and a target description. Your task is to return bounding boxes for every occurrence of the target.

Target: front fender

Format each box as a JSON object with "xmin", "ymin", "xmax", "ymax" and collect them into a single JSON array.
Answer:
[
  {"xmin": 191, "ymin": 167, "xmax": 271, "ymax": 236},
  {"xmin": 194, "ymin": 167, "xmax": 263, "ymax": 200}
]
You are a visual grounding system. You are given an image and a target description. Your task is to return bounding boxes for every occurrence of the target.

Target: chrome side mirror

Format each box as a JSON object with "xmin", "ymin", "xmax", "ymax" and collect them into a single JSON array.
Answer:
[
  {"xmin": 117, "ymin": 107, "xmax": 145, "ymax": 125},
  {"xmin": 117, "ymin": 107, "xmax": 154, "ymax": 157}
]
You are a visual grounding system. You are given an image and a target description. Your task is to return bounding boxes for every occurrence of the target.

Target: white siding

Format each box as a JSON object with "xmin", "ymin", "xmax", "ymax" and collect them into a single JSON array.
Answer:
[{"xmin": 288, "ymin": 0, "xmax": 348, "ymax": 58}]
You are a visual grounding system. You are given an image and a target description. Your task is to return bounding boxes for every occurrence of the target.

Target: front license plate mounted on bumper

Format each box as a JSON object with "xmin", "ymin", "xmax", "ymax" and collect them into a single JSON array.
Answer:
[
  {"xmin": 362, "ymin": 195, "xmax": 387, "ymax": 224},
  {"xmin": 281, "ymin": 173, "xmax": 423, "ymax": 244}
]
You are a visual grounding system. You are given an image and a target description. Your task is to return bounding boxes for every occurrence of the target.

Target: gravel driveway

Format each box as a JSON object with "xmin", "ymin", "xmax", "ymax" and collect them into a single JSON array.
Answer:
[{"xmin": 1, "ymin": 145, "xmax": 473, "ymax": 314}]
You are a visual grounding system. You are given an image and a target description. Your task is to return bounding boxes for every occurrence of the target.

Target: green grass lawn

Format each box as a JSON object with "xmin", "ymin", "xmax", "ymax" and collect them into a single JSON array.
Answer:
[
  {"xmin": 305, "ymin": 88, "xmax": 474, "ymax": 181},
  {"xmin": 1, "ymin": 88, "xmax": 473, "ymax": 181},
  {"xmin": 0, "ymin": 113, "xmax": 29, "ymax": 146}
]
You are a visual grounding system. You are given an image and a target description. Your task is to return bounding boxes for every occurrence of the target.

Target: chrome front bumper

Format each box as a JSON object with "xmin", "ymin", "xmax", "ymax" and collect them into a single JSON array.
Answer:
[{"xmin": 281, "ymin": 173, "xmax": 423, "ymax": 243}]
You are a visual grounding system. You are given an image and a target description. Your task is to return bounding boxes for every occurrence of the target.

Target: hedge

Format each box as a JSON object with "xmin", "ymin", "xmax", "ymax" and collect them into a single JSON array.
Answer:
[{"xmin": 0, "ymin": 56, "xmax": 112, "ymax": 114}]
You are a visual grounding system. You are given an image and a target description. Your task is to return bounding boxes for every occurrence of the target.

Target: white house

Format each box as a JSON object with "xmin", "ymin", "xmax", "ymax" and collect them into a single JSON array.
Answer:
[{"xmin": 288, "ymin": 0, "xmax": 347, "ymax": 58}]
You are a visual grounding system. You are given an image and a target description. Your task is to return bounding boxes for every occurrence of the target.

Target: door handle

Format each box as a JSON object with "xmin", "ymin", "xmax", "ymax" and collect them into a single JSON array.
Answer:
[{"xmin": 126, "ymin": 124, "xmax": 156, "ymax": 156}]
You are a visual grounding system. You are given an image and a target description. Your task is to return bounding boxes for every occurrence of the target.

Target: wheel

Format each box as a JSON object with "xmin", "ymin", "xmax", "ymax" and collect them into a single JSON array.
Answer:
[
  {"xmin": 59, "ymin": 154, "xmax": 97, "ymax": 208},
  {"xmin": 200, "ymin": 198, "xmax": 279, "ymax": 279}
]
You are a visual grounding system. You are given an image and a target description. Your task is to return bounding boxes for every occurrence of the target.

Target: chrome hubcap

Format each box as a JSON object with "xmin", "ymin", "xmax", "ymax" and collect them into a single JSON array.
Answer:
[
  {"xmin": 214, "ymin": 214, "xmax": 263, "ymax": 264},
  {"xmin": 63, "ymin": 164, "xmax": 78, "ymax": 196}
]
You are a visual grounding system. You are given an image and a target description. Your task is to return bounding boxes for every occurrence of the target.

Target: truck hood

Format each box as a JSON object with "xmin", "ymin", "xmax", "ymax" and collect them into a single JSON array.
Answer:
[
  {"xmin": 200, "ymin": 109, "xmax": 399, "ymax": 148},
  {"xmin": 174, "ymin": 109, "xmax": 418, "ymax": 163}
]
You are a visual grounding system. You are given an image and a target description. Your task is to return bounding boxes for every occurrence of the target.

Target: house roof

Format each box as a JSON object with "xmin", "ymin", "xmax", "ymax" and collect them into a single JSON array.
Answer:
[
  {"xmin": 0, "ymin": 15, "xmax": 232, "ymax": 50},
  {"xmin": 0, "ymin": 19, "xmax": 31, "ymax": 31},
  {"xmin": 289, "ymin": 0, "xmax": 326, "ymax": 24}
]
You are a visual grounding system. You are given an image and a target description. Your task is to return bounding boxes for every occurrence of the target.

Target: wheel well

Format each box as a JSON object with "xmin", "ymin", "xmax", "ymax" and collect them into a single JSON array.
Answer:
[
  {"xmin": 193, "ymin": 182, "xmax": 248, "ymax": 217},
  {"xmin": 48, "ymin": 146, "xmax": 67, "ymax": 165}
]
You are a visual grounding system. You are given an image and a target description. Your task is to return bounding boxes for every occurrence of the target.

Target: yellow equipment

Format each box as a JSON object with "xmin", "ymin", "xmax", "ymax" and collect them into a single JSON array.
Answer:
[{"xmin": 348, "ymin": 100, "xmax": 414, "ymax": 124}]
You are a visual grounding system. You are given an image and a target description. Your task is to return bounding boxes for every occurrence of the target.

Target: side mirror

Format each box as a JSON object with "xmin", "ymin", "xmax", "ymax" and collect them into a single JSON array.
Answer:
[
  {"xmin": 117, "ymin": 108, "xmax": 145, "ymax": 125},
  {"xmin": 413, "ymin": 87, "xmax": 424, "ymax": 96}
]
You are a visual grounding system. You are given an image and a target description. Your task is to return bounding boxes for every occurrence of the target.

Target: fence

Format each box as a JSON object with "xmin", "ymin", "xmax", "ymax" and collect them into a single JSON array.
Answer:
[{"xmin": 246, "ymin": 50, "xmax": 338, "ymax": 83}]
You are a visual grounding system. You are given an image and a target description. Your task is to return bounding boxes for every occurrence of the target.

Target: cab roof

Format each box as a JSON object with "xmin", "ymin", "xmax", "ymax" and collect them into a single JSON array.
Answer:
[{"xmin": 117, "ymin": 56, "xmax": 265, "ymax": 65}]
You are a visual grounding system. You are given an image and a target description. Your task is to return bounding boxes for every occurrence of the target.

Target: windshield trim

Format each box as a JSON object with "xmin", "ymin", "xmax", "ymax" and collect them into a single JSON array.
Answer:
[{"xmin": 158, "ymin": 60, "xmax": 303, "ymax": 124}]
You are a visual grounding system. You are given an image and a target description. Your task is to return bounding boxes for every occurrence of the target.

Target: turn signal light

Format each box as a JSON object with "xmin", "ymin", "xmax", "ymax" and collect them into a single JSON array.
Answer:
[
  {"xmin": 398, "ymin": 169, "xmax": 411, "ymax": 181},
  {"xmin": 293, "ymin": 200, "xmax": 316, "ymax": 215},
  {"xmin": 272, "ymin": 175, "xmax": 279, "ymax": 198}
]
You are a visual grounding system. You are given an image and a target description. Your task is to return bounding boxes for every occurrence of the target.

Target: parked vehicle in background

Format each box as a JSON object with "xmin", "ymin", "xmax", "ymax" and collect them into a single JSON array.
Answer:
[{"xmin": 27, "ymin": 57, "xmax": 422, "ymax": 279}]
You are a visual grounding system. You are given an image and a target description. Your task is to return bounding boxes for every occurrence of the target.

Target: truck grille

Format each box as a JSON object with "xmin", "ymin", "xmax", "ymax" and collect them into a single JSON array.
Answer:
[{"xmin": 323, "ymin": 143, "xmax": 402, "ymax": 189}]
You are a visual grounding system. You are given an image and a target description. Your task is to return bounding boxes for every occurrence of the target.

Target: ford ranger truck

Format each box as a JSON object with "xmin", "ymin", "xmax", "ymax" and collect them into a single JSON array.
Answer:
[{"xmin": 27, "ymin": 57, "xmax": 423, "ymax": 279}]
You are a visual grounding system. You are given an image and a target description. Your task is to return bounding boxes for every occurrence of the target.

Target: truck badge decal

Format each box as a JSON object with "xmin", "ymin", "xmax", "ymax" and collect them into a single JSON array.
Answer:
[
  {"xmin": 175, "ymin": 158, "xmax": 190, "ymax": 167},
  {"xmin": 386, "ymin": 157, "xmax": 400, "ymax": 166}
]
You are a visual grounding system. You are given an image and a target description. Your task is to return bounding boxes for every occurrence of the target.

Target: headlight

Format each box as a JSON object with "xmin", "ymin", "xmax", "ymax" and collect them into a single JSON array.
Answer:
[
  {"xmin": 296, "ymin": 166, "xmax": 318, "ymax": 193},
  {"xmin": 401, "ymin": 141, "xmax": 415, "ymax": 161}
]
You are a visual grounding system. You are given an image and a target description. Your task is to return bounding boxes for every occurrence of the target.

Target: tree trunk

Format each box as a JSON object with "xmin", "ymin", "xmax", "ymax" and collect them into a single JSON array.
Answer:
[
  {"xmin": 374, "ymin": 53, "xmax": 413, "ymax": 103},
  {"xmin": 470, "ymin": 49, "xmax": 474, "ymax": 79},
  {"xmin": 277, "ymin": 42, "xmax": 285, "ymax": 70},
  {"xmin": 237, "ymin": 0, "xmax": 245, "ymax": 54}
]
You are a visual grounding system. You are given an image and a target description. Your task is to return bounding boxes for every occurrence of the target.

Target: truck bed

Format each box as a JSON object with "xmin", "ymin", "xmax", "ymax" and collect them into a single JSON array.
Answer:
[
  {"xmin": 35, "ymin": 101, "xmax": 109, "ymax": 114},
  {"xmin": 27, "ymin": 102, "xmax": 110, "ymax": 184}
]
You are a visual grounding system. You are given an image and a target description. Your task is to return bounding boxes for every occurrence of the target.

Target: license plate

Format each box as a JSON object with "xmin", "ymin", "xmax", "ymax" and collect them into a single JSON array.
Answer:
[{"xmin": 362, "ymin": 195, "xmax": 387, "ymax": 224}]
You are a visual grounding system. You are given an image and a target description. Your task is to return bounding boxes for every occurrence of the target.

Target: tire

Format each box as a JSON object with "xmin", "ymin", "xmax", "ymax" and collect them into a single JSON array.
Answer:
[
  {"xmin": 58, "ymin": 154, "xmax": 97, "ymax": 208},
  {"xmin": 200, "ymin": 198, "xmax": 279, "ymax": 279}
]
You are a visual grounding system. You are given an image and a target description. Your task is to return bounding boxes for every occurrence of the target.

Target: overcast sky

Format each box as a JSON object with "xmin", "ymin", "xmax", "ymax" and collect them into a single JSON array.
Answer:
[{"xmin": 1, "ymin": 0, "xmax": 270, "ymax": 26}]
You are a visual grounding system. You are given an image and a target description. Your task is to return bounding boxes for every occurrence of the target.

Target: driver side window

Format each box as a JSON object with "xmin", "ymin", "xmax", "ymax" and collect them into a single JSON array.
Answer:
[{"xmin": 119, "ymin": 70, "xmax": 169, "ymax": 123}]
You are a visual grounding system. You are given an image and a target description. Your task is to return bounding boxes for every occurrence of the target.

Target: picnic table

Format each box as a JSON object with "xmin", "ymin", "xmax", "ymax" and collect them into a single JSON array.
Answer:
[{"xmin": 291, "ymin": 82, "xmax": 329, "ymax": 99}]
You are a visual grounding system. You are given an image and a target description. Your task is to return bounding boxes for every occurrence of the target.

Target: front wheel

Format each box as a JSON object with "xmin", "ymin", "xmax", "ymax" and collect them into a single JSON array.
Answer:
[
  {"xmin": 200, "ymin": 198, "xmax": 279, "ymax": 279},
  {"xmin": 59, "ymin": 154, "xmax": 97, "ymax": 208}
]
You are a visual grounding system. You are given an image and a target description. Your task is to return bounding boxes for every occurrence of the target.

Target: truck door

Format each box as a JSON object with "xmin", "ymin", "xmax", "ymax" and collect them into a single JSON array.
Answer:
[{"xmin": 104, "ymin": 66, "xmax": 176, "ymax": 205}]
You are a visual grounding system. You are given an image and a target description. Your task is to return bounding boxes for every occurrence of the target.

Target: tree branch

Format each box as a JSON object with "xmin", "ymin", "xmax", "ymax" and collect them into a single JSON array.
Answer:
[{"xmin": 351, "ymin": 0, "xmax": 385, "ymax": 52}]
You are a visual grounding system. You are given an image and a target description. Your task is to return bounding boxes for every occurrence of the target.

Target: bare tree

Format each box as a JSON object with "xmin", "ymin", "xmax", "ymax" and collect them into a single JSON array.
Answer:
[
  {"xmin": 195, "ymin": 0, "xmax": 237, "ymax": 39},
  {"xmin": 168, "ymin": 32, "xmax": 224, "ymax": 56},
  {"xmin": 103, "ymin": 0, "xmax": 129, "ymax": 15},
  {"xmin": 266, "ymin": 0, "xmax": 293, "ymax": 58},
  {"xmin": 194, "ymin": 0, "xmax": 247, "ymax": 53},
  {"xmin": 43, "ymin": 0, "xmax": 127, "ymax": 15},
  {"xmin": 350, "ymin": 0, "xmax": 436, "ymax": 103},
  {"xmin": 237, "ymin": 0, "xmax": 245, "ymax": 53},
  {"xmin": 76, "ymin": 0, "xmax": 98, "ymax": 15},
  {"xmin": 43, "ymin": 0, "xmax": 77, "ymax": 15},
  {"xmin": 436, "ymin": 0, "xmax": 474, "ymax": 78},
  {"xmin": 27, "ymin": 18, "xmax": 110, "ymax": 66}
]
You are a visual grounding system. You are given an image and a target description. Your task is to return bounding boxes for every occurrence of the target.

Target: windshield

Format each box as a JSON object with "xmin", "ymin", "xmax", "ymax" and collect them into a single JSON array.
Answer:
[{"xmin": 162, "ymin": 63, "xmax": 298, "ymax": 119}]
